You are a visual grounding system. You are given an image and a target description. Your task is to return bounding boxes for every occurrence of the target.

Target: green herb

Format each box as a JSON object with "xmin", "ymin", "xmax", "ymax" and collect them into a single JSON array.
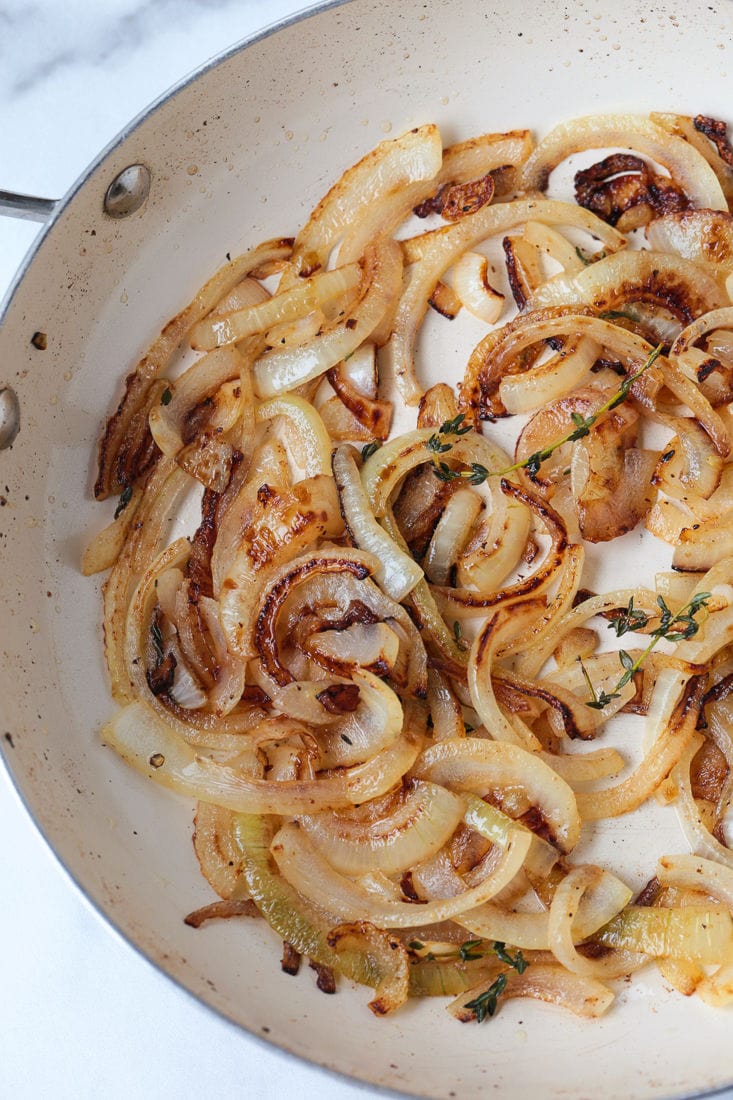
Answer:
[
  {"xmin": 429, "ymin": 345, "xmax": 663, "ymax": 488},
  {"xmin": 459, "ymin": 939, "xmax": 484, "ymax": 962},
  {"xmin": 427, "ymin": 433, "xmax": 453, "ymax": 454},
  {"xmin": 361, "ymin": 440, "xmax": 381, "ymax": 461},
  {"xmin": 608, "ymin": 596, "xmax": 650, "ymax": 638},
  {"xmin": 578, "ymin": 656, "xmax": 621, "ymax": 711},
  {"xmin": 584, "ymin": 592, "xmax": 712, "ymax": 709},
  {"xmin": 114, "ymin": 485, "xmax": 133, "ymax": 519},
  {"xmin": 439, "ymin": 413, "xmax": 472, "ymax": 437},
  {"xmin": 464, "ymin": 973, "xmax": 508, "ymax": 1022},
  {"xmin": 575, "ymin": 246, "xmax": 590, "ymax": 266},
  {"xmin": 161, "ymin": 387, "xmax": 173, "ymax": 406},
  {"xmin": 453, "ymin": 620, "xmax": 468, "ymax": 651},
  {"xmin": 340, "ymin": 733, "xmax": 353, "ymax": 745},
  {"xmin": 408, "ymin": 940, "xmax": 424, "ymax": 951},
  {"xmin": 492, "ymin": 941, "xmax": 528, "ymax": 974}
]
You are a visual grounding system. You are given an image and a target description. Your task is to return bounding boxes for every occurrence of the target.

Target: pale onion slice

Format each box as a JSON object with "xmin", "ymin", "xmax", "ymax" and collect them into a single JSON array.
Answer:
[
  {"xmin": 292, "ymin": 124, "xmax": 443, "ymax": 273},
  {"xmin": 672, "ymin": 734, "xmax": 733, "ymax": 871},
  {"xmin": 519, "ymin": 113, "xmax": 727, "ymax": 210},
  {"xmin": 81, "ymin": 484, "xmax": 143, "ymax": 576},
  {"xmin": 413, "ymin": 737, "xmax": 581, "ymax": 854},
  {"xmin": 647, "ymin": 210, "xmax": 733, "ymax": 274},
  {"xmin": 657, "ymin": 853, "xmax": 733, "ymax": 907},
  {"xmin": 193, "ymin": 802, "xmax": 249, "ymax": 901},
  {"xmin": 387, "ymin": 198, "xmax": 625, "ymax": 405},
  {"xmin": 326, "ymin": 922, "xmax": 410, "ymax": 1016},
  {"xmin": 270, "ymin": 819, "xmax": 531, "ymax": 928},
  {"xmin": 548, "ymin": 866, "xmax": 637, "ymax": 978},
  {"xmin": 96, "ymin": 237, "xmax": 293, "ymax": 500},
  {"xmin": 499, "ymin": 335, "xmax": 601, "ymax": 415},
  {"xmin": 297, "ymin": 781, "xmax": 466, "ymax": 876},
  {"xmin": 339, "ymin": 128, "xmax": 534, "ymax": 266},
  {"xmin": 427, "ymin": 669, "xmax": 466, "ymax": 741},
  {"xmin": 460, "ymin": 869, "xmax": 630, "ymax": 951},
  {"xmin": 313, "ymin": 669, "xmax": 405, "ymax": 769},
  {"xmin": 506, "ymin": 545, "xmax": 586, "ymax": 680},
  {"xmin": 462, "ymin": 794, "xmax": 559, "ymax": 879},
  {"xmin": 305, "ymin": 621, "xmax": 400, "ymax": 678},
  {"xmin": 332, "ymin": 446, "xmax": 423, "ymax": 601},
  {"xmin": 233, "ymin": 813, "xmax": 417, "ymax": 1008},
  {"xmin": 149, "ymin": 345, "xmax": 247, "ymax": 458},
  {"xmin": 423, "ymin": 488, "xmax": 483, "ymax": 585},
  {"xmin": 256, "ymin": 393, "xmax": 333, "ymax": 477},
  {"xmin": 253, "ymin": 238, "xmax": 403, "ymax": 397},
  {"xmin": 673, "ymin": 511, "xmax": 733, "ymax": 572},
  {"xmin": 659, "ymin": 358, "xmax": 730, "ymax": 458},
  {"xmin": 527, "ymin": 250, "xmax": 727, "ymax": 323},
  {"xmin": 448, "ymin": 964, "xmax": 614, "ymax": 1021},
  {"xmin": 652, "ymin": 420, "xmax": 723, "ymax": 503},
  {"xmin": 595, "ymin": 904, "xmax": 733, "ymax": 962},
  {"xmin": 450, "ymin": 252, "xmax": 505, "ymax": 324},
  {"xmin": 523, "ymin": 220, "xmax": 586, "ymax": 274},
  {"xmin": 576, "ymin": 677, "xmax": 706, "ymax": 821},
  {"xmin": 104, "ymin": 697, "xmax": 423, "ymax": 815},
  {"xmin": 467, "ymin": 599, "xmax": 547, "ymax": 750},
  {"xmin": 672, "ymin": 306, "xmax": 733, "ymax": 358},
  {"xmin": 189, "ymin": 263, "xmax": 361, "ymax": 350}
]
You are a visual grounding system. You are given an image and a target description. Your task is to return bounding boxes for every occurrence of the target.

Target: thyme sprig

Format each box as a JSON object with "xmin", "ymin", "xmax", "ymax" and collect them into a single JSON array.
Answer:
[
  {"xmin": 461, "ymin": 941, "xmax": 528, "ymax": 1022},
  {"xmin": 430, "ymin": 345, "xmax": 663, "ymax": 486},
  {"xmin": 583, "ymin": 591, "xmax": 712, "ymax": 710}
]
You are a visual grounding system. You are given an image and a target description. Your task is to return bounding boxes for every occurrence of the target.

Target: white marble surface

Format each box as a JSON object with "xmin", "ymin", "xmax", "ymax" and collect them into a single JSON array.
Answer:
[{"xmin": 0, "ymin": 3, "xmax": 385, "ymax": 1098}]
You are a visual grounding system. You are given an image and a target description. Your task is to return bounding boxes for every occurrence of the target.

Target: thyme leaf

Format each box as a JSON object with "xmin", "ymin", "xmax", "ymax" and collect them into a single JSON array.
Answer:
[
  {"xmin": 464, "ymin": 974, "xmax": 508, "ymax": 1022},
  {"xmin": 114, "ymin": 485, "xmax": 133, "ymax": 520}
]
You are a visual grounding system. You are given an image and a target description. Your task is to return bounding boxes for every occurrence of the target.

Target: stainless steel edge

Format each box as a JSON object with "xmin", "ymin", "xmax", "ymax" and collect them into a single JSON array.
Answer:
[{"xmin": 0, "ymin": 190, "xmax": 58, "ymax": 223}]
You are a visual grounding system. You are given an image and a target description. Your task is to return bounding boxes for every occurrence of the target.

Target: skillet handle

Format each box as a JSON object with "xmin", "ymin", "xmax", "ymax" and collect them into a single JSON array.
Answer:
[{"xmin": 0, "ymin": 190, "xmax": 58, "ymax": 223}]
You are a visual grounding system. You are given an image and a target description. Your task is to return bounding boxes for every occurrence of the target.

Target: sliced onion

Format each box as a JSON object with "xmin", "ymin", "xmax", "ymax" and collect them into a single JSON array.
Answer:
[
  {"xmin": 595, "ymin": 903, "xmax": 733, "ymax": 962},
  {"xmin": 256, "ymin": 393, "xmax": 333, "ymax": 477},
  {"xmin": 190, "ymin": 263, "xmax": 361, "ymax": 350},
  {"xmin": 270, "ymin": 819, "xmax": 531, "ymax": 928},
  {"xmin": 292, "ymin": 124, "xmax": 443, "ymax": 273},
  {"xmin": 253, "ymin": 238, "xmax": 403, "ymax": 397},
  {"xmin": 413, "ymin": 737, "xmax": 581, "ymax": 854},
  {"xmin": 326, "ymin": 922, "xmax": 410, "ymax": 1016},
  {"xmin": 332, "ymin": 445, "xmax": 423, "ymax": 601},
  {"xmin": 527, "ymin": 250, "xmax": 726, "ymax": 324},
  {"xmin": 387, "ymin": 198, "xmax": 625, "ymax": 405},
  {"xmin": 647, "ymin": 210, "xmax": 733, "ymax": 274},
  {"xmin": 520, "ymin": 113, "xmax": 727, "ymax": 210},
  {"xmin": 193, "ymin": 801, "xmax": 248, "ymax": 901},
  {"xmin": 104, "ymin": 696, "xmax": 423, "ymax": 814},
  {"xmin": 576, "ymin": 676, "xmax": 706, "ymax": 821},
  {"xmin": 499, "ymin": 335, "xmax": 601, "ymax": 415},
  {"xmin": 448, "ymin": 963, "xmax": 614, "ymax": 1021},
  {"xmin": 548, "ymin": 866, "xmax": 638, "ymax": 978},
  {"xmin": 423, "ymin": 488, "xmax": 483, "ymax": 585},
  {"xmin": 95, "ymin": 237, "xmax": 293, "ymax": 499},
  {"xmin": 219, "ymin": 476, "xmax": 345, "ymax": 660},
  {"xmin": 81, "ymin": 484, "xmax": 143, "ymax": 576},
  {"xmin": 298, "ymin": 780, "xmax": 465, "ymax": 876},
  {"xmin": 450, "ymin": 252, "xmax": 505, "ymax": 324}
]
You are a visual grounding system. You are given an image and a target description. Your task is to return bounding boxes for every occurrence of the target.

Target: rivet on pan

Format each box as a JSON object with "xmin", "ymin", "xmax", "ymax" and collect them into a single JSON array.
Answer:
[
  {"xmin": 0, "ymin": 386, "xmax": 20, "ymax": 450},
  {"xmin": 104, "ymin": 164, "xmax": 151, "ymax": 219}
]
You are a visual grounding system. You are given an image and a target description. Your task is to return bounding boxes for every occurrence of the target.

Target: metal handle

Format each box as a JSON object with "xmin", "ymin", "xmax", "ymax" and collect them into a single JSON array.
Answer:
[{"xmin": 0, "ymin": 190, "xmax": 58, "ymax": 223}]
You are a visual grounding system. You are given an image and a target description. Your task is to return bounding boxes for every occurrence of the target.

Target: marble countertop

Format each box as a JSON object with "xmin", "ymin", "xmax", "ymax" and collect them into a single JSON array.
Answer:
[{"xmin": 0, "ymin": 2, "xmax": 384, "ymax": 1097}]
